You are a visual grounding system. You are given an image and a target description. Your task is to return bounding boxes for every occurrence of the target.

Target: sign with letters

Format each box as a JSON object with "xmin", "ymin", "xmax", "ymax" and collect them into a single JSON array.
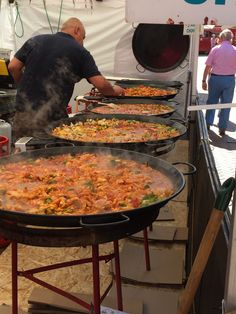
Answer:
[
  {"xmin": 126, "ymin": 0, "xmax": 236, "ymax": 25},
  {"xmin": 183, "ymin": 24, "xmax": 197, "ymax": 35}
]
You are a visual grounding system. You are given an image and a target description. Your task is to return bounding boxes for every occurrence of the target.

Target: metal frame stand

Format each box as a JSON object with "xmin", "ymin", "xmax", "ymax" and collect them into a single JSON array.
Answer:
[
  {"xmin": 143, "ymin": 228, "xmax": 151, "ymax": 271},
  {"xmin": 11, "ymin": 240, "xmax": 123, "ymax": 314}
]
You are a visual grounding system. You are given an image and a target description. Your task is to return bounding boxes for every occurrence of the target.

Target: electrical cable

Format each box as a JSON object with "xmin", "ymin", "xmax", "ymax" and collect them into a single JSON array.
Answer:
[
  {"xmin": 57, "ymin": 0, "xmax": 64, "ymax": 32},
  {"xmin": 14, "ymin": 1, "xmax": 24, "ymax": 38},
  {"xmin": 43, "ymin": 0, "xmax": 54, "ymax": 34},
  {"xmin": 43, "ymin": 0, "xmax": 64, "ymax": 34}
]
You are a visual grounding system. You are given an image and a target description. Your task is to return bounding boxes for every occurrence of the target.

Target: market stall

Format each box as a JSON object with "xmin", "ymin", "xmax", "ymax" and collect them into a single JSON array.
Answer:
[{"xmin": 0, "ymin": 0, "xmax": 235, "ymax": 313}]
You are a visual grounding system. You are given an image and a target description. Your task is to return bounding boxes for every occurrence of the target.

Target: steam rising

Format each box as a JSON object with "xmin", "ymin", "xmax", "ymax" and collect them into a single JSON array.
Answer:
[{"xmin": 14, "ymin": 56, "xmax": 81, "ymax": 137}]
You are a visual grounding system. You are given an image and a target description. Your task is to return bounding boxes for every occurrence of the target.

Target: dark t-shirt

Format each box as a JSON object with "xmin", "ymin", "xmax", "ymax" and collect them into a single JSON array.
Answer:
[{"xmin": 15, "ymin": 32, "xmax": 101, "ymax": 122}]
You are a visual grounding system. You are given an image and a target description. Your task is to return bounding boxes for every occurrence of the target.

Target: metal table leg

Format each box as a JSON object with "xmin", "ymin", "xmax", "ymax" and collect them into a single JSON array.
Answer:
[
  {"xmin": 12, "ymin": 242, "xmax": 18, "ymax": 314},
  {"xmin": 143, "ymin": 228, "xmax": 151, "ymax": 271}
]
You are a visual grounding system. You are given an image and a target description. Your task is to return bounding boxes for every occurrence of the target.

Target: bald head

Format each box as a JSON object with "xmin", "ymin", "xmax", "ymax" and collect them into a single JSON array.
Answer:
[
  {"xmin": 61, "ymin": 17, "xmax": 85, "ymax": 45},
  {"xmin": 61, "ymin": 18, "xmax": 82, "ymax": 31}
]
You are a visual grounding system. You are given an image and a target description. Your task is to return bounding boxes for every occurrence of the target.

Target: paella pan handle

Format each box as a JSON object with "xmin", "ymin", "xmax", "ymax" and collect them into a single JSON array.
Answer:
[
  {"xmin": 170, "ymin": 101, "xmax": 179, "ymax": 106},
  {"xmin": 172, "ymin": 162, "xmax": 196, "ymax": 176},
  {"xmin": 79, "ymin": 214, "xmax": 130, "ymax": 228},
  {"xmin": 44, "ymin": 142, "xmax": 75, "ymax": 149},
  {"xmin": 170, "ymin": 117, "xmax": 187, "ymax": 125},
  {"xmin": 144, "ymin": 139, "xmax": 174, "ymax": 147}
]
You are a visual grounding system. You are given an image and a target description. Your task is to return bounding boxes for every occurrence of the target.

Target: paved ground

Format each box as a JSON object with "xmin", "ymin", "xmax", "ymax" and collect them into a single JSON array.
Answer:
[{"xmin": 197, "ymin": 56, "xmax": 236, "ymax": 212}]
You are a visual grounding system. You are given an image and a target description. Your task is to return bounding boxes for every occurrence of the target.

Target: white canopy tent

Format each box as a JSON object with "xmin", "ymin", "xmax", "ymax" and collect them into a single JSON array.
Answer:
[{"xmin": 0, "ymin": 1, "xmax": 236, "ymax": 312}]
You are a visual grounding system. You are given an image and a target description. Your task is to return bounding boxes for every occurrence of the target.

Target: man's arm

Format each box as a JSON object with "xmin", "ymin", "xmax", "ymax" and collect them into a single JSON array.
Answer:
[
  {"xmin": 202, "ymin": 65, "xmax": 212, "ymax": 91},
  {"xmin": 88, "ymin": 75, "xmax": 125, "ymax": 96},
  {"xmin": 8, "ymin": 57, "xmax": 25, "ymax": 83}
]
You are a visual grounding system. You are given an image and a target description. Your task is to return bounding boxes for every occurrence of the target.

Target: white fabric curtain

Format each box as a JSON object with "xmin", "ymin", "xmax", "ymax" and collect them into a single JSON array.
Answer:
[
  {"xmin": 8, "ymin": 0, "xmax": 130, "ymax": 75},
  {"xmin": 0, "ymin": 0, "xmax": 16, "ymax": 55}
]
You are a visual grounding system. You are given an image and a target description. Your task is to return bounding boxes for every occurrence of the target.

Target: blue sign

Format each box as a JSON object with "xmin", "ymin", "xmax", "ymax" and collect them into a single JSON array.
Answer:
[
  {"xmin": 185, "ymin": 0, "xmax": 225, "ymax": 4},
  {"xmin": 126, "ymin": 0, "xmax": 236, "ymax": 25}
]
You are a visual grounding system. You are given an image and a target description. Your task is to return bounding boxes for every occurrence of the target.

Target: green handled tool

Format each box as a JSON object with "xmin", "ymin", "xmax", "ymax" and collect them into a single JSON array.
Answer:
[{"xmin": 177, "ymin": 177, "xmax": 236, "ymax": 314}]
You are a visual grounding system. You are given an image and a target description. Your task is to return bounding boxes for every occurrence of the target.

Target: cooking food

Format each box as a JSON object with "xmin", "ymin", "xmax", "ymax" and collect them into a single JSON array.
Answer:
[
  {"xmin": 91, "ymin": 103, "xmax": 173, "ymax": 115},
  {"xmin": 124, "ymin": 85, "xmax": 177, "ymax": 97},
  {"xmin": 0, "ymin": 152, "xmax": 174, "ymax": 216},
  {"xmin": 51, "ymin": 118, "xmax": 180, "ymax": 142}
]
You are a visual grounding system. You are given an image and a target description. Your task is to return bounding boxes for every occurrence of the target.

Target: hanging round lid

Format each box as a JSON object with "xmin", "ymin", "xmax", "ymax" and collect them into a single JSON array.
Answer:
[{"xmin": 132, "ymin": 24, "xmax": 190, "ymax": 73}]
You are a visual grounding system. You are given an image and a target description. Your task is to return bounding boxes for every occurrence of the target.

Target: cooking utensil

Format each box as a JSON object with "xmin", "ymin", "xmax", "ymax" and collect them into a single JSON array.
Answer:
[
  {"xmin": 76, "ymin": 96, "xmax": 118, "ymax": 109},
  {"xmin": 46, "ymin": 113, "xmax": 186, "ymax": 147},
  {"xmin": 86, "ymin": 100, "xmax": 118, "ymax": 109},
  {"xmin": 84, "ymin": 85, "xmax": 179, "ymax": 100},
  {"xmin": 0, "ymin": 146, "xmax": 185, "ymax": 228},
  {"xmin": 114, "ymin": 79, "xmax": 183, "ymax": 89},
  {"xmin": 0, "ymin": 146, "xmax": 185, "ymax": 245},
  {"xmin": 87, "ymin": 98, "xmax": 178, "ymax": 118},
  {"xmin": 95, "ymin": 102, "xmax": 118, "ymax": 109},
  {"xmin": 177, "ymin": 177, "xmax": 236, "ymax": 314}
]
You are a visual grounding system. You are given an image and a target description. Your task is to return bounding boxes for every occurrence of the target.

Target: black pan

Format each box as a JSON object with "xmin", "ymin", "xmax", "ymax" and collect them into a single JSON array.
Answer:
[
  {"xmin": 46, "ymin": 114, "xmax": 186, "ymax": 148},
  {"xmin": 84, "ymin": 86, "xmax": 179, "ymax": 101},
  {"xmin": 114, "ymin": 79, "xmax": 183, "ymax": 89},
  {"xmin": 0, "ymin": 147, "xmax": 185, "ymax": 246},
  {"xmin": 86, "ymin": 98, "xmax": 178, "ymax": 118}
]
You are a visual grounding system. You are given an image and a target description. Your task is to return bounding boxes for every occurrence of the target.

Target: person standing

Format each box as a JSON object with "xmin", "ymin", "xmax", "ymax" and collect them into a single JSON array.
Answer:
[
  {"xmin": 210, "ymin": 34, "xmax": 216, "ymax": 49},
  {"xmin": 202, "ymin": 28, "xmax": 236, "ymax": 136},
  {"xmin": 8, "ymin": 17, "xmax": 124, "ymax": 139}
]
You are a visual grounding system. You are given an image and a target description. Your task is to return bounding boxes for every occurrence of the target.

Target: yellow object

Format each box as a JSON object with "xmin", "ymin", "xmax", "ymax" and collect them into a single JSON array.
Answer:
[{"xmin": 0, "ymin": 59, "xmax": 9, "ymax": 76}]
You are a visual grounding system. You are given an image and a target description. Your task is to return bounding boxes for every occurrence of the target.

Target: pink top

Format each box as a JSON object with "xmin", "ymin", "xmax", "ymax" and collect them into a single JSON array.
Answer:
[{"xmin": 205, "ymin": 41, "xmax": 236, "ymax": 75}]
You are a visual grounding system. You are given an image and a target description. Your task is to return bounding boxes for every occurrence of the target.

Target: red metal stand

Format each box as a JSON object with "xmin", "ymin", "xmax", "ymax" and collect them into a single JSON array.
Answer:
[
  {"xmin": 11, "ymin": 240, "xmax": 123, "ymax": 314},
  {"xmin": 143, "ymin": 228, "xmax": 151, "ymax": 271}
]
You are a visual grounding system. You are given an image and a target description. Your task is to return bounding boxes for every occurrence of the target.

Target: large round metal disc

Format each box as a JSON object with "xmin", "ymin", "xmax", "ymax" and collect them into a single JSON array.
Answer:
[{"xmin": 132, "ymin": 24, "xmax": 190, "ymax": 73}]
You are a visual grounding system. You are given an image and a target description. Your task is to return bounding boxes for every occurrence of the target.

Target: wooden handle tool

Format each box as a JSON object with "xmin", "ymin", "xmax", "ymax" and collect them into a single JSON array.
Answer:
[{"xmin": 177, "ymin": 177, "xmax": 236, "ymax": 314}]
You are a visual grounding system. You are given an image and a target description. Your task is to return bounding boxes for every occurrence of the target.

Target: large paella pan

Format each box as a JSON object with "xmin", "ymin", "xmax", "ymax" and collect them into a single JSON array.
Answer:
[{"xmin": 0, "ymin": 147, "xmax": 185, "ymax": 245}]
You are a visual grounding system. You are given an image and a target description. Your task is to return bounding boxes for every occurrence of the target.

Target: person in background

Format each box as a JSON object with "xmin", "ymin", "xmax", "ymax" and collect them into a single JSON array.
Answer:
[
  {"xmin": 215, "ymin": 36, "xmax": 220, "ymax": 45},
  {"xmin": 210, "ymin": 34, "xmax": 216, "ymax": 49},
  {"xmin": 8, "ymin": 17, "xmax": 124, "ymax": 140},
  {"xmin": 202, "ymin": 29, "xmax": 236, "ymax": 136}
]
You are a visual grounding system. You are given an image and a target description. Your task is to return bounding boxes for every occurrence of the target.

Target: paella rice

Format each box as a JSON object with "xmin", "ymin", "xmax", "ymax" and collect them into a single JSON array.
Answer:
[
  {"xmin": 51, "ymin": 118, "xmax": 180, "ymax": 142},
  {"xmin": 0, "ymin": 153, "xmax": 174, "ymax": 215}
]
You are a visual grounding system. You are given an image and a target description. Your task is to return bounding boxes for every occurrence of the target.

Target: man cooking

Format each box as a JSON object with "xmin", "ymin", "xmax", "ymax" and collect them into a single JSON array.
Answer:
[{"xmin": 8, "ymin": 17, "xmax": 124, "ymax": 140}]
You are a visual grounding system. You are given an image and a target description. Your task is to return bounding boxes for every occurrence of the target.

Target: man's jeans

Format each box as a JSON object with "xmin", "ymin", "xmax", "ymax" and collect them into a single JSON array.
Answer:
[{"xmin": 205, "ymin": 75, "xmax": 235, "ymax": 129}]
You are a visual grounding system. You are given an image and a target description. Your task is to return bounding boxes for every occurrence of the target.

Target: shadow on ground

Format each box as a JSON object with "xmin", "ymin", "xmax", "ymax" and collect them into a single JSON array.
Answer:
[
  {"xmin": 227, "ymin": 120, "xmax": 236, "ymax": 132},
  {"xmin": 208, "ymin": 127, "xmax": 236, "ymax": 150}
]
